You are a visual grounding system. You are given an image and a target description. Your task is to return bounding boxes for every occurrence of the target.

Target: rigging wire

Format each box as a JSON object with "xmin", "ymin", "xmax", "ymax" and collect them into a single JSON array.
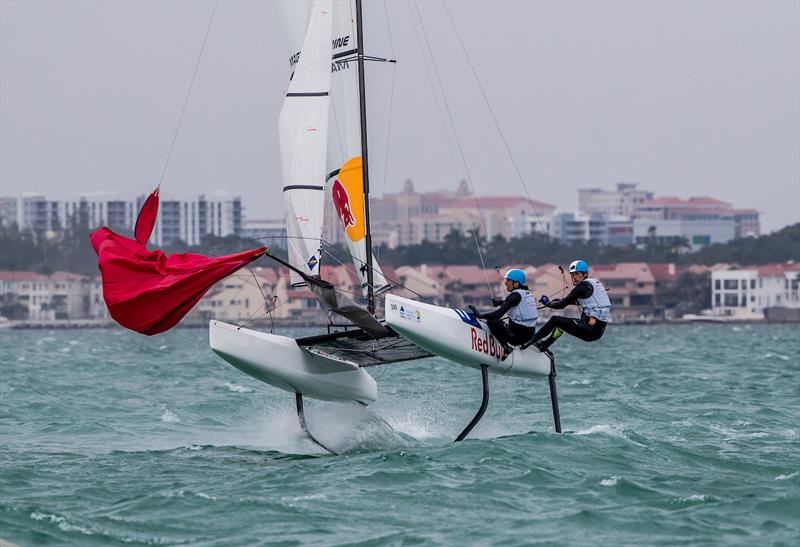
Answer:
[
  {"xmin": 441, "ymin": 0, "xmax": 548, "ymax": 232},
  {"xmin": 158, "ymin": 0, "xmax": 218, "ymax": 187},
  {"xmin": 321, "ymin": 244, "xmax": 426, "ymax": 299},
  {"xmin": 376, "ymin": 0, "xmax": 399, "ymax": 263},
  {"xmin": 405, "ymin": 0, "xmax": 461, "ymax": 180},
  {"xmin": 410, "ymin": 0, "xmax": 495, "ymax": 299},
  {"xmin": 249, "ymin": 267, "xmax": 276, "ymax": 334}
]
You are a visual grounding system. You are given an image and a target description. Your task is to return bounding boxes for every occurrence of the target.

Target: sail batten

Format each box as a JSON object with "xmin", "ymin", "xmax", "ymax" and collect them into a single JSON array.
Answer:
[{"xmin": 279, "ymin": 0, "xmax": 334, "ymax": 285}]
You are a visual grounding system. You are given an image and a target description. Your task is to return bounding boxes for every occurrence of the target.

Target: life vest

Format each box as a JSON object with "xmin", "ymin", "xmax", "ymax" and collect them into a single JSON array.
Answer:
[
  {"xmin": 507, "ymin": 288, "xmax": 538, "ymax": 327},
  {"xmin": 577, "ymin": 278, "xmax": 611, "ymax": 322}
]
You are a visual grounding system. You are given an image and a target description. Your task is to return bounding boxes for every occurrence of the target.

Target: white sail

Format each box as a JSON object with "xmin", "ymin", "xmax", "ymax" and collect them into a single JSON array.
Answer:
[
  {"xmin": 279, "ymin": 0, "xmax": 333, "ymax": 286},
  {"xmin": 281, "ymin": 0, "xmax": 389, "ymax": 296}
]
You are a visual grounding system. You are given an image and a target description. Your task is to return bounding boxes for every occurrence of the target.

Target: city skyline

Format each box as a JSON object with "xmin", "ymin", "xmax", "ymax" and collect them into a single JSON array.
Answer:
[{"xmin": 1, "ymin": 1, "xmax": 798, "ymax": 233}]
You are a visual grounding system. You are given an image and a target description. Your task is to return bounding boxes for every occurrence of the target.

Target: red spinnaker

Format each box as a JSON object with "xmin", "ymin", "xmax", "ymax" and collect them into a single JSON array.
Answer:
[{"xmin": 90, "ymin": 187, "xmax": 266, "ymax": 335}]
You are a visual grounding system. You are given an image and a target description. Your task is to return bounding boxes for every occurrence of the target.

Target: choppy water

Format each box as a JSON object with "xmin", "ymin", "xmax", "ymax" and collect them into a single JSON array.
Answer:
[{"xmin": 1, "ymin": 324, "xmax": 798, "ymax": 545}]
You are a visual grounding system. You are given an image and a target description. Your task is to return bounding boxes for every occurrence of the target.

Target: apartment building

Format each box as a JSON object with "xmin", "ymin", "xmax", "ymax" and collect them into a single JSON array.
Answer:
[
  {"xmin": 633, "ymin": 197, "xmax": 759, "ymax": 250},
  {"xmin": 711, "ymin": 264, "xmax": 800, "ymax": 319},
  {"xmin": 0, "ymin": 192, "xmax": 243, "ymax": 246},
  {"xmin": 239, "ymin": 218, "xmax": 286, "ymax": 248},
  {"xmin": 325, "ymin": 180, "xmax": 555, "ymax": 248},
  {"xmin": 0, "ymin": 271, "xmax": 106, "ymax": 320},
  {"xmin": 578, "ymin": 182, "xmax": 654, "ymax": 217}
]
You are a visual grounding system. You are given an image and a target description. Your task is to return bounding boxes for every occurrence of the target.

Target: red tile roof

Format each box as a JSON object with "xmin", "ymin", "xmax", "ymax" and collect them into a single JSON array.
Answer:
[
  {"xmin": 0, "ymin": 271, "xmax": 50, "ymax": 281},
  {"xmin": 591, "ymin": 263, "xmax": 655, "ymax": 281},
  {"xmin": 756, "ymin": 263, "xmax": 800, "ymax": 277},
  {"xmin": 49, "ymin": 272, "xmax": 86, "ymax": 282},
  {"xmin": 445, "ymin": 196, "xmax": 556, "ymax": 211},
  {"xmin": 647, "ymin": 263, "xmax": 679, "ymax": 283},
  {"xmin": 637, "ymin": 196, "xmax": 733, "ymax": 209},
  {"xmin": 688, "ymin": 197, "xmax": 731, "ymax": 206},
  {"xmin": 636, "ymin": 197, "xmax": 685, "ymax": 207}
]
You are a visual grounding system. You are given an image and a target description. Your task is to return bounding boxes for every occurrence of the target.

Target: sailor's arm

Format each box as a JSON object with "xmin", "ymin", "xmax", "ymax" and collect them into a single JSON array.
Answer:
[
  {"xmin": 546, "ymin": 282, "xmax": 593, "ymax": 310},
  {"xmin": 471, "ymin": 292, "xmax": 521, "ymax": 320}
]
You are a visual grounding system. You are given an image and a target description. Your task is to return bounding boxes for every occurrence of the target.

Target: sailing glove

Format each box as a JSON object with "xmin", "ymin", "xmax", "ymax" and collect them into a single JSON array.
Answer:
[
  {"xmin": 468, "ymin": 305, "xmax": 482, "ymax": 318},
  {"xmin": 539, "ymin": 295, "xmax": 550, "ymax": 307}
]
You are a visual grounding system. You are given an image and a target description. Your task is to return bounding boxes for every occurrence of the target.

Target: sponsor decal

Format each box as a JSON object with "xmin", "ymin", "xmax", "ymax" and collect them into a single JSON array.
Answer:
[
  {"xmin": 307, "ymin": 255, "xmax": 318, "ymax": 271},
  {"xmin": 397, "ymin": 304, "xmax": 421, "ymax": 323},
  {"xmin": 330, "ymin": 157, "xmax": 366, "ymax": 242},
  {"xmin": 470, "ymin": 327, "xmax": 503, "ymax": 359},
  {"xmin": 331, "ymin": 60, "xmax": 351, "ymax": 73},
  {"xmin": 454, "ymin": 308, "xmax": 482, "ymax": 330},
  {"xmin": 290, "ymin": 36, "xmax": 350, "ymax": 69},
  {"xmin": 332, "ymin": 36, "xmax": 350, "ymax": 49}
]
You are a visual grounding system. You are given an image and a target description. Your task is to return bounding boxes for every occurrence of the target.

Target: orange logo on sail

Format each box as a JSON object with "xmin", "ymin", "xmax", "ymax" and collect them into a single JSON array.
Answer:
[{"xmin": 331, "ymin": 156, "xmax": 365, "ymax": 242}]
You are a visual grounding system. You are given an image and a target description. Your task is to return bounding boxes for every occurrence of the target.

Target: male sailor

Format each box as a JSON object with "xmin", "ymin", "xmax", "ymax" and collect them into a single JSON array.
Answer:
[
  {"xmin": 526, "ymin": 259, "xmax": 611, "ymax": 352},
  {"xmin": 468, "ymin": 269, "xmax": 537, "ymax": 361}
]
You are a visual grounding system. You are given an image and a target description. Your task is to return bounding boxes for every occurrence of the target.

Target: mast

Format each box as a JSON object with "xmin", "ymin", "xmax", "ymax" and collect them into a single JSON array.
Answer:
[{"xmin": 355, "ymin": 0, "xmax": 376, "ymax": 315}]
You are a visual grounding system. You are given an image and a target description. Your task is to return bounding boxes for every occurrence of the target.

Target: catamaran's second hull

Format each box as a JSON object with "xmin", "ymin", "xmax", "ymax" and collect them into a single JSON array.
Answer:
[
  {"xmin": 385, "ymin": 295, "xmax": 551, "ymax": 378},
  {"xmin": 209, "ymin": 320, "xmax": 377, "ymax": 404}
]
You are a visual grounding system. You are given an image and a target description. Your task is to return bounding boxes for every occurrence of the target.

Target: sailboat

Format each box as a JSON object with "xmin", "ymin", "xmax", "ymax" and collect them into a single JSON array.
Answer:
[{"xmin": 208, "ymin": 0, "xmax": 561, "ymax": 448}]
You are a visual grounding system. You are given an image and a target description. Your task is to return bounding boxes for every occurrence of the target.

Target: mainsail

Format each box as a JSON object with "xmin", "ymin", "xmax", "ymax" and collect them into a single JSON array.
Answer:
[
  {"xmin": 282, "ymin": 0, "xmax": 389, "ymax": 297},
  {"xmin": 280, "ymin": 0, "xmax": 333, "ymax": 287}
]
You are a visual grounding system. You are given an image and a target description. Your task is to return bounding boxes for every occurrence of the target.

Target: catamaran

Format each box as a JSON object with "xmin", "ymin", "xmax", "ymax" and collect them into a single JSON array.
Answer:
[{"xmin": 207, "ymin": 0, "xmax": 562, "ymax": 452}]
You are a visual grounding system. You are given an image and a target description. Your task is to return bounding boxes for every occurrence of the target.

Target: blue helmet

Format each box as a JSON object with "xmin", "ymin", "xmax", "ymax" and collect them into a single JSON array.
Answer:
[
  {"xmin": 569, "ymin": 260, "xmax": 589, "ymax": 274},
  {"xmin": 505, "ymin": 268, "xmax": 526, "ymax": 285}
]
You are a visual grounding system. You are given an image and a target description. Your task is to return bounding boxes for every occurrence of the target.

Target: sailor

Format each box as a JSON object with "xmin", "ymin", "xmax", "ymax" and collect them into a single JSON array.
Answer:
[
  {"xmin": 469, "ymin": 269, "xmax": 537, "ymax": 360},
  {"xmin": 526, "ymin": 259, "xmax": 611, "ymax": 352}
]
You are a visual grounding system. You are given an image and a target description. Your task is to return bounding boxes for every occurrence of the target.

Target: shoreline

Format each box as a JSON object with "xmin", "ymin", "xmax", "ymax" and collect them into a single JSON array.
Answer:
[{"xmin": 3, "ymin": 317, "xmax": 797, "ymax": 331}]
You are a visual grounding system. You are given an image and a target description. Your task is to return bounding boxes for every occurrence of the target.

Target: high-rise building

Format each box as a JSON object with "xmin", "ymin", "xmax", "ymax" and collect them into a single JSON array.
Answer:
[
  {"xmin": 578, "ymin": 182, "xmax": 654, "ymax": 217},
  {"xmin": 325, "ymin": 180, "xmax": 556, "ymax": 248},
  {"xmin": 0, "ymin": 192, "xmax": 243, "ymax": 246},
  {"xmin": 632, "ymin": 196, "xmax": 759, "ymax": 250}
]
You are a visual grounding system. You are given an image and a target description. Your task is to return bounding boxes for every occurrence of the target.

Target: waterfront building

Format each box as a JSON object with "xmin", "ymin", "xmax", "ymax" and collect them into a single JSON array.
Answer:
[
  {"xmin": 0, "ymin": 271, "xmax": 97, "ymax": 320},
  {"xmin": 239, "ymin": 218, "xmax": 287, "ymax": 248},
  {"xmin": 0, "ymin": 192, "xmax": 243, "ymax": 246},
  {"xmin": 578, "ymin": 182, "xmax": 654, "ymax": 217},
  {"xmin": 632, "ymin": 196, "xmax": 759, "ymax": 250},
  {"xmin": 325, "ymin": 180, "xmax": 555, "ymax": 248},
  {"xmin": 548, "ymin": 211, "xmax": 610, "ymax": 244},
  {"xmin": 711, "ymin": 264, "xmax": 800, "ymax": 319}
]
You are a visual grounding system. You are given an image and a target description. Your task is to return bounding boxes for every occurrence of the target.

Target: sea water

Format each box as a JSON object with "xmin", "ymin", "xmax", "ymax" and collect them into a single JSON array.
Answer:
[{"xmin": 1, "ymin": 324, "xmax": 798, "ymax": 545}]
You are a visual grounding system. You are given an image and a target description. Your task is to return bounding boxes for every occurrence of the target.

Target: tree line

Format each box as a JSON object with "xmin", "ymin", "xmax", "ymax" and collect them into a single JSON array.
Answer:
[{"xmin": 1, "ymin": 216, "xmax": 797, "ymax": 276}]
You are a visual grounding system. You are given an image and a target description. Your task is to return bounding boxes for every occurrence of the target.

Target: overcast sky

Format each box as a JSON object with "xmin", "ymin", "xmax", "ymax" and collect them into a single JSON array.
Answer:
[{"xmin": 1, "ymin": 0, "xmax": 798, "ymax": 232}]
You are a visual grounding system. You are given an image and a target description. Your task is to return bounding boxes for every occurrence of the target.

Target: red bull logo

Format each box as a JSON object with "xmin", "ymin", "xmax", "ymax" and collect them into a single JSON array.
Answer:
[
  {"xmin": 332, "ymin": 157, "xmax": 366, "ymax": 242},
  {"xmin": 332, "ymin": 179, "xmax": 356, "ymax": 229},
  {"xmin": 471, "ymin": 327, "xmax": 502, "ymax": 360}
]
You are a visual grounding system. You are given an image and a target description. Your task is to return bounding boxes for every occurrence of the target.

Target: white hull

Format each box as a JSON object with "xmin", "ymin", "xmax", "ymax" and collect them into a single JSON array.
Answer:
[
  {"xmin": 209, "ymin": 320, "xmax": 377, "ymax": 404},
  {"xmin": 385, "ymin": 295, "xmax": 551, "ymax": 378}
]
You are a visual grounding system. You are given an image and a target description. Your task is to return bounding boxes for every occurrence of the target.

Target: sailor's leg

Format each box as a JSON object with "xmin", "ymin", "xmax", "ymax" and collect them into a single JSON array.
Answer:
[
  {"xmin": 295, "ymin": 393, "xmax": 337, "ymax": 455},
  {"xmin": 455, "ymin": 364, "xmax": 490, "ymax": 442},
  {"xmin": 552, "ymin": 317, "xmax": 605, "ymax": 342},
  {"xmin": 486, "ymin": 319, "xmax": 512, "ymax": 350},
  {"xmin": 528, "ymin": 316, "xmax": 561, "ymax": 345}
]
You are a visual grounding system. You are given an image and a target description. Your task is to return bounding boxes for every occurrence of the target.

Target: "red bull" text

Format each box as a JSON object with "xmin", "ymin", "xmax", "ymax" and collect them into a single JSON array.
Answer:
[{"xmin": 471, "ymin": 327, "xmax": 502, "ymax": 359}]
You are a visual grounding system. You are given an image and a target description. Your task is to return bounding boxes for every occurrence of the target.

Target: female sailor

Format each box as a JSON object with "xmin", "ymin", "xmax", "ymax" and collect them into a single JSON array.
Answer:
[{"xmin": 469, "ymin": 269, "xmax": 538, "ymax": 360}]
